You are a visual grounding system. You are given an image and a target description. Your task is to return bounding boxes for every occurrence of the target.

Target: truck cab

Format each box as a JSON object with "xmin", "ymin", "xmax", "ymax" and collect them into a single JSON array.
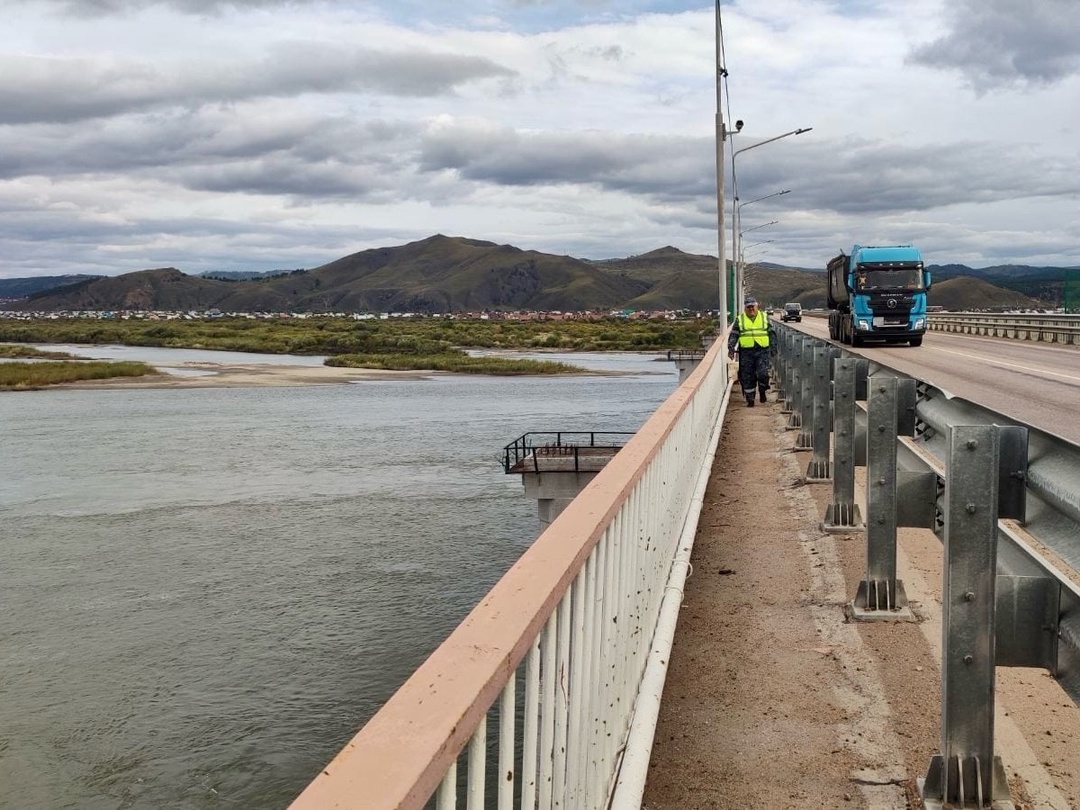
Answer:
[
  {"xmin": 781, "ymin": 302, "xmax": 802, "ymax": 322},
  {"xmin": 827, "ymin": 245, "xmax": 930, "ymax": 347}
]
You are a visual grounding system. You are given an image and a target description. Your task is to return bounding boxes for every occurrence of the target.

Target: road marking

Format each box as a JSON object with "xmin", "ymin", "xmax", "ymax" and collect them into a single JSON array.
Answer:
[{"xmin": 932, "ymin": 346, "xmax": 1080, "ymax": 384}]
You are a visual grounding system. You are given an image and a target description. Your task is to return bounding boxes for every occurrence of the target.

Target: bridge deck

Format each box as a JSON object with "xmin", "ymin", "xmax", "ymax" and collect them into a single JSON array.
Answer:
[{"xmin": 643, "ymin": 397, "xmax": 1080, "ymax": 808}]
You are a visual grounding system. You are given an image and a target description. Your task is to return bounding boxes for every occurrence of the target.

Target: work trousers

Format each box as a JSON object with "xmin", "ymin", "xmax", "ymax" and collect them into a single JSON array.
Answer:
[{"xmin": 737, "ymin": 346, "xmax": 771, "ymax": 399}]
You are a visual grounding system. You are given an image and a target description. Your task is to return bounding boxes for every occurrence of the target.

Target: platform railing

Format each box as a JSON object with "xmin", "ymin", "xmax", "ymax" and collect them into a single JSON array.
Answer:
[{"xmin": 289, "ymin": 338, "xmax": 731, "ymax": 810}]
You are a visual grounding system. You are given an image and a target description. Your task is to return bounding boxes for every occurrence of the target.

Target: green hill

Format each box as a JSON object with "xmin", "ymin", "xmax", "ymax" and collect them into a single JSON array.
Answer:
[{"xmin": 5, "ymin": 236, "xmax": 1062, "ymax": 314}]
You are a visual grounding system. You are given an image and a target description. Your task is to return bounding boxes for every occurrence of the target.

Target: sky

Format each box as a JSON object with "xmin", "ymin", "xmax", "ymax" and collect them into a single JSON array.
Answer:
[{"xmin": 1, "ymin": 0, "xmax": 1079, "ymax": 279}]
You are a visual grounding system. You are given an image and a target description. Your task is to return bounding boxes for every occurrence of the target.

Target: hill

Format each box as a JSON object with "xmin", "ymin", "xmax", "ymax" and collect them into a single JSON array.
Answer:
[
  {"xmin": 2, "ymin": 236, "xmax": 1065, "ymax": 314},
  {"xmin": 0, "ymin": 274, "xmax": 102, "ymax": 301},
  {"xmin": 931, "ymin": 263, "xmax": 1071, "ymax": 303},
  {"xmin": 925, "ymin": 276, "xmax": 1042, "ymax": 311},
  {"xmin": 584, "ymin": 247, "xmax": 721, "ymax": 310}
]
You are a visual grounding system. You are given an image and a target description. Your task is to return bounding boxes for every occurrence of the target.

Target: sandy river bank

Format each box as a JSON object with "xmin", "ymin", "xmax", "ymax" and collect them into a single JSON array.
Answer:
[{"xmin": 59, "ymin": 361, "xmax": 434, "ymax": 389}]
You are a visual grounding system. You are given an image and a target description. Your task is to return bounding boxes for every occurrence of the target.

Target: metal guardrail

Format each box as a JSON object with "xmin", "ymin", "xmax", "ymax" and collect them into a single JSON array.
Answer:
[
  {"xmin": 927, "ymin": 312, "xmax": 1080, "ymax": 346},
  {"xmin": 773, "ymin": 323, "xmax": 1080, "ymax": 807}
]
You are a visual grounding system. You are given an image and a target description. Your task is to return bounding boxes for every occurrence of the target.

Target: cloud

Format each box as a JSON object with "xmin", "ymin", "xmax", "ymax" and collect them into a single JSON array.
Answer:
[
  {"xmin": 0, "ymin": 47, "xmax": 514, "ymax": 126},
  {"xmin": 419, "ymin": 120, "xmax": 712, "ymax": 200},
  {"xmin": 908, "ymin": 0, "xmax": 1080, "ymax": 91},
  {"xmin": 13, "ymin": 0, "xmax": 316, "ymax": 14},
  {"xmin": 2, "ymin": 0, "xmax": 1080, "ymax": 278}
]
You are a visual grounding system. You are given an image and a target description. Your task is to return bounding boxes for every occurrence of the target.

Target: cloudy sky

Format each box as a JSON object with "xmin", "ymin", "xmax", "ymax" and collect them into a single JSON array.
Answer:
[{"xmin": 1, "ymin": 0, "xmax": 1078, "ymax": 278}]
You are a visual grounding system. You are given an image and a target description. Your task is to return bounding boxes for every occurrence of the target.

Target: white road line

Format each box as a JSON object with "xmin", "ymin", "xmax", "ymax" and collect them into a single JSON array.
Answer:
[{"xmin": 931, "ymin": 346, "xmax": 1080, "ymax": 384}]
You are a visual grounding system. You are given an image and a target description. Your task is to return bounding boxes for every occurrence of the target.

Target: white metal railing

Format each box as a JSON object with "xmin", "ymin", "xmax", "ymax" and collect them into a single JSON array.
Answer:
[{"xmin": 289, "ymin": 340, "xmax": 730, "ymax": 809}]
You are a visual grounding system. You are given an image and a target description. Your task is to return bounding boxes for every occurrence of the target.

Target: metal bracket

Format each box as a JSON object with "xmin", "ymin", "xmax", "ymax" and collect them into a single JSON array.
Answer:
[
  {"xmin": 851, "ymin": 578, "xmax": 910, "ymax": 620},
  {"xmin": 995, "ymin": 575, "xmax": 1059, "ymax": 669},
  {"xmin": 919, "ymin": 754, "xmax": 1013, "ymax": 810}
]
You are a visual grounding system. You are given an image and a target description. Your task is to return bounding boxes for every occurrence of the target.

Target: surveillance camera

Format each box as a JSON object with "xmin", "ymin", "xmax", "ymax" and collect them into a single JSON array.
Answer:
[{"xmin": 735, "ymin": 120, "xmax": 744, "ymax": 132}]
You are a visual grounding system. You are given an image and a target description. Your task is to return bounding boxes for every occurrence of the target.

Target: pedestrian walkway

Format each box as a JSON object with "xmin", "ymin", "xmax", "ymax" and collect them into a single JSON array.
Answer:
[{"xmin": 641, "ymin": 394, "xmax": 1079, "ymax": 809}]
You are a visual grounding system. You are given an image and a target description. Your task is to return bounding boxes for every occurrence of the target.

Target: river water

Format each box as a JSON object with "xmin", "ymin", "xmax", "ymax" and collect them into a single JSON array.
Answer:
[{"xmin": 0, "ymin": 347, "xmax": 677, "ymax": 808}]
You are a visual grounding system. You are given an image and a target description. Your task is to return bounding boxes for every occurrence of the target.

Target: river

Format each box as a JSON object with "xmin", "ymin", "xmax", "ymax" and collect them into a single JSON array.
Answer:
[{"xmin": 0, "ymin": 347, "xmax": 678, "ymax": 808}]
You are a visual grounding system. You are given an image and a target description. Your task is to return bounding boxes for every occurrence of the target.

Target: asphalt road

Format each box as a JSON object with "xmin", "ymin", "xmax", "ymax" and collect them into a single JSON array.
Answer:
[{"xmin": 790, "ymin": 317, "xmax": 1080, "ymax": 443}]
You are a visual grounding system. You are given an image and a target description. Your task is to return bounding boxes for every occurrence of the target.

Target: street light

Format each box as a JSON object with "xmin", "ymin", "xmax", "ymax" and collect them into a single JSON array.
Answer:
[
  {"xmin": 741, "ymin": 238, "xmax": 774, "ymax": 255},
  {"xmin": 730, "ymin": 128, "xmax": 811, "ymax": 301},
  {"xmin": 735, "ymin": 189, "xmax": 789, "ymax": 241},
  {"xmin": 739, "ymin": 240, "xmax": 775, "ymax": 299},
  {"xmin": 737, "ymin": 188, "xmax": 790, "ymax": 212},
  {"xmin": 739, "ymin": 220, "xmax": 779, "ymax": 239}
]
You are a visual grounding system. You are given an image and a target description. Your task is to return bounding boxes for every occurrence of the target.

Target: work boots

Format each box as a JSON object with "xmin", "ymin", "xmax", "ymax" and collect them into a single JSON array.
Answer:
[{"xmin": 759, "ymin": 386, "xmax": 768, "ymax": 403}]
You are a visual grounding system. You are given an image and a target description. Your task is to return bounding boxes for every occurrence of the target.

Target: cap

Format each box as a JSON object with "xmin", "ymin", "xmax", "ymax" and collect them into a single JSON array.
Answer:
[{"xmin": 743, "ymin": 296, "xmax": 758, "ymax": 306}]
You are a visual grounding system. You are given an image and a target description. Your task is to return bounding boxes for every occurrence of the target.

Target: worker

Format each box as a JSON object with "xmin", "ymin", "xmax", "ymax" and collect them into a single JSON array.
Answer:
[{"xmin": 727, "ymin": 295, "xmax": 775, "ymax": 407}]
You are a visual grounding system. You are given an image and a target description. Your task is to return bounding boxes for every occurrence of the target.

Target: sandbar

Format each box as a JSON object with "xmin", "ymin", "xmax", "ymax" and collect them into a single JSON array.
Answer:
[{"xmin": 59, "ymin": 361, "xmax": 434, "ymax": 389}]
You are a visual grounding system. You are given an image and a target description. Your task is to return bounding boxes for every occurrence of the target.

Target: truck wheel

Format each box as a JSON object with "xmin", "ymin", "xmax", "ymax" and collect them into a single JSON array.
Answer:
[{"xmin": 909, "ymin": 336, "xmax": 923, "ymax": 347}]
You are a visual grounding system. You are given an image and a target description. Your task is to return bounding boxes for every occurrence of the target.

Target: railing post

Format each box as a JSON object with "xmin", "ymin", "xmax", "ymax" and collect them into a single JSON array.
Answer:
[
  {"xmin": 773, "ymin": 330, "xmax": 788, "ymax": 404},
  {"xmin": 795, "ymin": 338, "xmax": 814, "ymax": 448},
  {"xmin": 805, "ymin": 345, "xmax": 837, "ymax": 481},
  {"xmin": 851, "ymin": 374, "xmax": 911, "ymax": 619},
  {"xmin": 823, "ymin": 357, "xmax": 864, "ymax": 531},
  {"xmin": 919, "ymin": 424, "xmax": 1013, "ymax": 810},
  {"xmin": 785, "ymin": 335, "xmax": 804, "ymax": 428}
]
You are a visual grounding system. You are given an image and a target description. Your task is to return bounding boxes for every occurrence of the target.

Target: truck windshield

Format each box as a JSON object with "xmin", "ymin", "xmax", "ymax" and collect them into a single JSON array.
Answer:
[{"xmin": 855, "ymin": 266, "xmax": 924, "ymax": 291}]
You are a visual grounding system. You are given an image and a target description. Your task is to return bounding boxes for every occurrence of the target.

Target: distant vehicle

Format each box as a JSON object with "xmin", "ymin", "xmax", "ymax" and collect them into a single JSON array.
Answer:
[
  {"xmin": 826, "ymin": 244, "xmax": 930, "ymax": 347},
  {"xmin": 781, "ymin": 302, "xmax": 802, "ymax": 322}
]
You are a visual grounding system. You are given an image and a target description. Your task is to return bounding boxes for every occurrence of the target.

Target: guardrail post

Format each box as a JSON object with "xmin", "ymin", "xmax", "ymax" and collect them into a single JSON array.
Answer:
[
  {"xmin": 773, "ymin": 330, "xmax": 790, "ymax": 406},
  {"xmin": 784, "ymin": 335, "xmax": 803, "ymax": 426},
  {"xmin": 851, "ymin": 374, "xmax": 911, "ymax": 619},
  {"xmin": 919, "ymin": 425, "xmax": 1013, "ymax": 810},
  {"xmin": 805, "ymin": 345, "xmax": 835, "ymax": 480},
  {"xmin": 794, "ymin": 338, "xmax": 814, "ymax": 448},
  {"xmin": 823, "ymin": 357, "xmax": 864, "ymax": 531}
]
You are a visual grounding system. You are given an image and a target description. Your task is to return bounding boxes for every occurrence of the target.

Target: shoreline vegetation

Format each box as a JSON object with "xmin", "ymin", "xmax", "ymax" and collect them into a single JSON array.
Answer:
[
  {"xmin": 0, "ymin": 359, "xmax": 157, "ymax": 390},
  {"xmin": 0, "ymin": 315, "xmax": 712, "ymax": 390}
]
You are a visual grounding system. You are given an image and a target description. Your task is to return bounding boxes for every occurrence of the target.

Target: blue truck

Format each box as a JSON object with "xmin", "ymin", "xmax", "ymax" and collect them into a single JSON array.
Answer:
[{"xmin": 826, "ymin": 244, "xmax": 930, "ymax": 347}]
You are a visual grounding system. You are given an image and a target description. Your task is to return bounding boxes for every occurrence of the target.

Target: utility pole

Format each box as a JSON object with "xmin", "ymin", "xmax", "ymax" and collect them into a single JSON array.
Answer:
[{"xmin": 715, "ymin": 0, "xmax": 729, "ymax": 330}]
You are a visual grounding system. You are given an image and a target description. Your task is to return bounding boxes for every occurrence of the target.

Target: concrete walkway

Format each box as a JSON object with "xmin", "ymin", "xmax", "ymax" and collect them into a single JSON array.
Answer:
[{"xmin": 641, "ymin": 394, "xmax": 1079, "ymax": 809}]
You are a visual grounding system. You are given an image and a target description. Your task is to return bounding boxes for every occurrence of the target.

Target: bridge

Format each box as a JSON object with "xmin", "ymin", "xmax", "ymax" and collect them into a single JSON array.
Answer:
[{"xmin": 289, "ymin": 316, "xmax": 1080, "ymax": 809}]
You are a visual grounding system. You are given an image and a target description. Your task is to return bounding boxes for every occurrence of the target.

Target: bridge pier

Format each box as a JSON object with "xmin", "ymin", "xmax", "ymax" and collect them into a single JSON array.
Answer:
[
  {"xmin": 501, "ymin": 432, "xmax": 631, "ymax": 528},
  {"xmin": 520, "ymin": 470, "xmax": 603, "ymax": 528}
]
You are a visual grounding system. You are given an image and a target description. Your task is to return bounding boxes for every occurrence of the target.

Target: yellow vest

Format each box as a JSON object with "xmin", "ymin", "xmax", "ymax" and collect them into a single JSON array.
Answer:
[{"xmin": 737, "ymin": 310, "xmax": 770, "ymax": 348}]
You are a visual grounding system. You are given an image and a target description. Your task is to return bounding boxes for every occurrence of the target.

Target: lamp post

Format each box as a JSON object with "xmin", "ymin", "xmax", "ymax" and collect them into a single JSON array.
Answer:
[
  {"xmin": 740, "ymin": 239, "xmax": 775, "ymax": 262},
  {"xmin": 735, "ymin": 189, "xmax": 789, "ymax": 246},
  {"xmin": 739, "ymin": 220, "xmax": 779, "ymax": 240},
  {"xmin": 714, "ymin": 0, "xmax": 731, "ymax": 329},
  {"xmin": 738, "ymin": 240, "xmax": 774, "ymax": 300},
  {"xmin": 730, "ymin": 128, "xmax": 811, "ymax": 301}
]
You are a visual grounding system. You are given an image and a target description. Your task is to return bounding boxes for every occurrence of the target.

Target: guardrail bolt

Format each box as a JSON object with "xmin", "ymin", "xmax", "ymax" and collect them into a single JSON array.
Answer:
[
  {"xmin": 963, "ymin": 654, "xmax": 974, "ymax": 664},
  {"xmin": 966, "ymin": 503, "xmax": 977, "ymax": 514},
  {"xmin": 966, "ymin": 439, "xmax": 979, "ymax": 450},
  {"xmin": 964, "ymin": 591, "xmax": 975, "ymax": 602}
]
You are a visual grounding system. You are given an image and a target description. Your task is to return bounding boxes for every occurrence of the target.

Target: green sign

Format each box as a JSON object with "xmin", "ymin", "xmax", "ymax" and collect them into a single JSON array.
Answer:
[{"xmin": 1065, "ymin": 269, "xmax": 1080, "ymax": 314}]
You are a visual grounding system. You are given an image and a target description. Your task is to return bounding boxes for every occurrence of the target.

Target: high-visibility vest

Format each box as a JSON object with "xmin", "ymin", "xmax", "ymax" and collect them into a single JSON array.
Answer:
[{"xmin": 737, "ymin": 310, "xmax": 770, "ymax": 348}]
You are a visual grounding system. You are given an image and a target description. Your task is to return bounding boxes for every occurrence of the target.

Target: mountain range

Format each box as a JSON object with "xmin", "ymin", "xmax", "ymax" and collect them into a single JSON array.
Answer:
[{"xmin": 1, "ymin": 235, "xmax": 1072, "ymax": 314}]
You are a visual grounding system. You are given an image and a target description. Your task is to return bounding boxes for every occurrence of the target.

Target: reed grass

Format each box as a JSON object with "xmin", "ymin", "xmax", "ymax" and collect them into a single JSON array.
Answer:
[
  {"xmin": 0, "ymin": 360, "xmax": 156, "ymax": 390},
  {"xmin": 325, "ymin": 353, "xmax": 585, "ymax": 375},
  {"xmin": 0, "ymin": 344, "xmax": 73, "ymax": 359}
]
